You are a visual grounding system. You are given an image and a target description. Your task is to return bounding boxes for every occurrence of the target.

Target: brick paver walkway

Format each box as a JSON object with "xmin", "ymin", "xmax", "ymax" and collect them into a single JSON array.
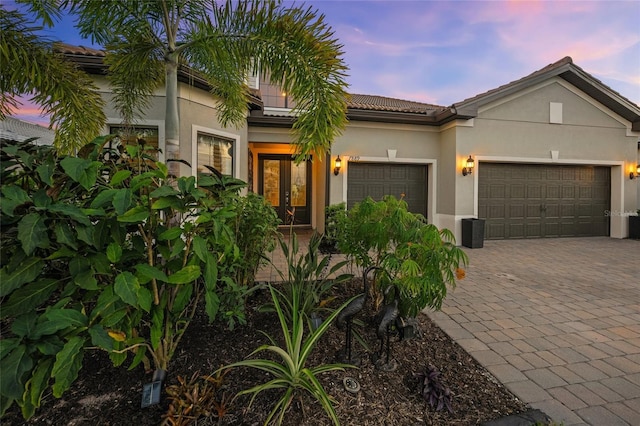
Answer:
[
  {"xmin": 427, "ymin": 237, "xmax": 640, "ymax": 426},
  {"xmin": 257, "ymin": 233, "xmax": 640, "ymax": 425}
]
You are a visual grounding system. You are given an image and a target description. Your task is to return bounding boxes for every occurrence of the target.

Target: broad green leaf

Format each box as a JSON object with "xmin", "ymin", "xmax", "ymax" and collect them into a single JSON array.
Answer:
[
  {"xmin": 127, "ymin": 345, "xmax": 147, "ymax": 371},
  {"xmin": 112, "ymin": 188, "xmax": 132, "ymax": 215},
  {"xmin": 0, "ymin": 257, "xmax": 44, "ymax": 297},
  {"xmin": 205, "ymin": 291, "xmax": 220, "ymax": 322},
  {"xmin": 43, "ymin": 309, "xmax": 89, "ymax": 329},
  {"xmin": 51, "ymin": 336, "xmax": 85, "ymax": 398},
  {"xmin": 21, "ymin": 358, "xmax": 53, "ymax": 419},
  {"xmin": 203, "ymin": 254, "xmax": 218, "ymax": 291},
  {"xmin": 34, "ymin": 336, "xmax": 64, "ymax": 355},
  {"xmin": 114, "ymin": 272, "xmax": 139, "ymax": 306},
  {"xmin": 170, "ymin": 238, "xmax": 186, "ymax": 259},
  {"xmin": 1, "ymin": 279, "xmax": 57, "ymax": 319},
  {"xmin": 155, "ymin": 162, "xmax": 168, "ymax": 178},
  {"xmin": 46, "ymin": 246, "xmax": 77, "ymax": 260},
  {"xmin": 110, "ymin": 170, "xmax": 132, "ymax": 187},
  {"xmin": 75, "ymin": 225, "xmax": 94, "ymax": 247},
  {"xmin": 54, "ymin": 222, "xmax": 78, "ymax": 250},
  {"xmin": 73, "ymin": 269, "xmax": 98, "ymax": 291},
  {"xmin": 32, "ymin": 189, "xmax": 51, "ymax": 208},
  {"xmin": 60, "ymin": 157, "xmax": 100, "ymax": 190},
  {"xmin": 172, "ymin": 284, "xmax": 193, "ymax": 314},
  {"xmin": 134, "ymin": 264, "xmax": 168, "ymax": 282},
  {"xmin": 47, "ymin": 204, "xmax": 91, "ymax": 226},
  {"xmin": 0, "ymin": 338, "xmax": 20, "ymax": 360},
  {"xmin": 192, "ymin": 236, "xmax": 208, "ymax": 262},
  {"xmin": 101, "ymin": 309, "xmax": 128, "ymax": 328},
  {"xmin": 151, "ymin": 196, "xmax": 180, "ymax": 210},
  {"xmin": 117, "ymin": 206, "xmax": 149, "ymax": 223},
  {"xmin": 106, "ymin": 242, "xmax": 122, "ymax": 263},
  {"xmin": 137, "ymin": 287, "xmax": 152, "ymax": 313},
  {"xmin": 149, "ymin": 186, "xmax": 179, "ymax": 198},
  {"xmin": 1, "ymin": 185, "xmax": 29, "ymax": 215},
  {"xmin": 0, "ymin": 345, "xmax": 33, "ymax": 400},
  {"xmin": 11, "ymin": 313, "xmax": 37, "ymax": 338},
  {"xmin": 36, "ymin": 161, "xmax": 55, "ymax": 186},
  {"xmin": 88, "ymin": 325, "xmax": 114, "ymax": 351},
  {"xmin": 69, "ymin": 256, "xmax": 90, "ymax": 277},
  {"xmin": 90, "ymin": 189, "xmax": 117, "ymax": 209},
  {"xmin": 166, "ymin": 265, "xmax": 201, "ymax": 284},
  {"xmin": 89, "ymin": 286, "xmax": 119, "ymax": 322},
  {"xmin": 17, "ymin": 213, "xmax": 49, "ymax": 255},
  {"xmin": 158, "ymin": 227, "xmax": 182, "ymax": 241}
]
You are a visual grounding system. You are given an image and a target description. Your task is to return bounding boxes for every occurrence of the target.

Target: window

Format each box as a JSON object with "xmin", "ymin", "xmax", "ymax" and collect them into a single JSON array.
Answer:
[
  {"xmin": 109, "ymin": 126, "xmax": 159, "ymax": 159},
  {"xmin": 197, "ymin": 132, "xmax": 234, "ymax": 175}
]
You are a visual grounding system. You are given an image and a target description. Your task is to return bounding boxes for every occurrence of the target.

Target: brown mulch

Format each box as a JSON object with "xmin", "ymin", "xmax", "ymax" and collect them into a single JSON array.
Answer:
[{"xmin": 4, "ymin": 278, "xmax": 528, "ymax": 425}]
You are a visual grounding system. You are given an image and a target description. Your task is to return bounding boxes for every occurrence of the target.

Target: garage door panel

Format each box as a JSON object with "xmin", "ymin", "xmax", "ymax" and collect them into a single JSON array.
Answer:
[
  {"xmin": 489, "ymin": 184, "xmax": 506, "ymax": 198},
  {"xmin": 526, "ymin": 184, "xmax": 542, "ymax": 199},
  {"xmin": 480, "ymin": 163, "xmax": 610, "ymax": 239},
  {"xmin": 489, "ymin": 205, "xmax": 506, "ymax": 219},
  {"xmin": 510, "ymin": 223, "xmax": 525, "ymax": 238},
  {"xmin": 510, "ymin": 205, "xmax": 525, "ymax": 218},
  {"xmin": 347, "ymin": 163, "xmax": 427, "ymax": 217}
]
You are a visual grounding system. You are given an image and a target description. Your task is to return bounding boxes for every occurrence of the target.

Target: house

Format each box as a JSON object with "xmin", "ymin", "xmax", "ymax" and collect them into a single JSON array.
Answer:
[{"xmin": 58, "ymin": 44, "xmax": 640, "ymax": 241}]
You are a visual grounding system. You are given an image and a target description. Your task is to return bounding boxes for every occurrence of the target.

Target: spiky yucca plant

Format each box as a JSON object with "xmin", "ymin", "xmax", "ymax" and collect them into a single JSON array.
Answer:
[{"xmin": 223, "ymin": 285, "xmax": 355, "ymax": 425}]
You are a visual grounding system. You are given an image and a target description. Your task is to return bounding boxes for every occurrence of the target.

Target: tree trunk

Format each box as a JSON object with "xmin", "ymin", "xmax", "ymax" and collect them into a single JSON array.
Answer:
[{"xmin": 165, "ymin": 58, "xmax": 181, "ymax": 177}]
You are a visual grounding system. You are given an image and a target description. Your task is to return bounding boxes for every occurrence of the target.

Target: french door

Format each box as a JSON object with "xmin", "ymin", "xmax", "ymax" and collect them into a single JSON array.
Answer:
[{"xmin": 258, "ymin": 154, "xmax": 311, "ymax": 225}]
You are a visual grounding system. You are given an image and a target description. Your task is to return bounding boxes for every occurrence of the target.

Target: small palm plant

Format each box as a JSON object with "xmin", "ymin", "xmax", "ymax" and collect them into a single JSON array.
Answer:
[{"xmin": 223, "ymin": 285, "xmax": 355, "ymax": 425}]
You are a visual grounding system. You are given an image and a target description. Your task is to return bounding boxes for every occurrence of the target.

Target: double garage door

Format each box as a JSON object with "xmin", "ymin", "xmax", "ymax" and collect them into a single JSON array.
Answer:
[
  {"xmin": 347, "ymin": 163, "xmax": 427, "ymax": 217},
  {"xmin": 479, "ymin": 163, "xmax": 610, "ymax": 239}
]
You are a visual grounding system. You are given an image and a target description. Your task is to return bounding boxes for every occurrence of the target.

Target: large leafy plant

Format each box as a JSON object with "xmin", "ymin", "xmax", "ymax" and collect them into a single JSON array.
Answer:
[
  {"xmin": 337, "ymin": 195, "xmax": 468, "ymax": 317},
  {"xmin": 0, "ymin": 138, "xmax": 269, "ymax": 419},
  {"xmin": 224, "ymin": 285, "xmax": 355, "ymax": 426}
]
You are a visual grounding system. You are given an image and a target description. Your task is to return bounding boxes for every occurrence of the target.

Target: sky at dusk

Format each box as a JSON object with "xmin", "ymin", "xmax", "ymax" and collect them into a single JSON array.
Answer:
[{"xmin": 7, "ymin": 0, "xmax": 640, "ymax": 127}]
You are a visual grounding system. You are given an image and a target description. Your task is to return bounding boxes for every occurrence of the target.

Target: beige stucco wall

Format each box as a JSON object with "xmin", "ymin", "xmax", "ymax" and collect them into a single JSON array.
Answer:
[
  {"xmin": 329, "ymin": 121, "xmax": 441, "ymax": 223},
  {"xmin": 95, "ymin": 77, "xmax": 251, "ymax": 182}
]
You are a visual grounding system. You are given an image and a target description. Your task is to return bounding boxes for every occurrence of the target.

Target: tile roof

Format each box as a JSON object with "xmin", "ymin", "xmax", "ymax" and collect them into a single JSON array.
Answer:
[
  {"xmin": 54, "ymin": 44, "xmax": 639, "ymax": 125},
  {"xmin": 347, "ymin": 94, "xmax": 445, "ymax": 114},
  {"xmin": 55, "ymin": 43, "xmax": 106, "ymax": 57},
  {"xmin": 0, "ymin": 117, "xmax": 55, "ymax": 145}
]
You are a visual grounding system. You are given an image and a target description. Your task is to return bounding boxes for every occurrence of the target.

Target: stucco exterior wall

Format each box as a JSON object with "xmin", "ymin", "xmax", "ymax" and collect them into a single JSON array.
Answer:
[{"xmin": 454, "ymin": 79, "xmax": 639, "ymax": 239}]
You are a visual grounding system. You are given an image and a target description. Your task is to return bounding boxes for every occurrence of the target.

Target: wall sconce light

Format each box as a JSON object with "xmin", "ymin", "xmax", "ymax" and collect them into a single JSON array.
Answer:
[
  {"xmin": 462, "ymin": 155, "xmax": 475, "ymax": 176},
  {"xmin": 334, "ymin": 155, "xmax": 342, "ymax": 176},
  {"xmin": 631, "ymin": 164, "xmax": 640, "ymax": 180}
]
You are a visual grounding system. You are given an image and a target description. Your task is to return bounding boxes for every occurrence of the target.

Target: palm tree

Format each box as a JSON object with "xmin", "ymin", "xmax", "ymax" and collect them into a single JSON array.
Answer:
[
  {"xmin": 0, "ymin": 6, "xmax": 106, "ymax": 154},
  {"xmin": 63, "ymin": 0, "xmax": 349, "ymax": 163}
]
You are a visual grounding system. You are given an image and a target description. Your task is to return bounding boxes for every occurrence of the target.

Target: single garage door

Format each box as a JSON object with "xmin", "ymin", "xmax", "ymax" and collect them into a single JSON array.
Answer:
[
  {"xmin": 478, "ymin": 163, "xmax": 610, "ymax": 239},
  {"xmin": 347, "ymin": 163, "xmax": 427, "ymax": 217}
]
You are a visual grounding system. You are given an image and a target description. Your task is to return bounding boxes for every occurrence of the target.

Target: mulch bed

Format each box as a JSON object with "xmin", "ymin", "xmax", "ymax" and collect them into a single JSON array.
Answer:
[{"xmin": 4, "ymin": 278, "xmax": 528, "ymax": 425}]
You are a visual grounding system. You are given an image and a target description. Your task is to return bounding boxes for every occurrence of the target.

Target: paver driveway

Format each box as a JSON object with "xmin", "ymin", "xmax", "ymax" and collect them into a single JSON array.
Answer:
[{"xmin": 426, "ymin": 237, "xmax": 640, "ymax": 426}]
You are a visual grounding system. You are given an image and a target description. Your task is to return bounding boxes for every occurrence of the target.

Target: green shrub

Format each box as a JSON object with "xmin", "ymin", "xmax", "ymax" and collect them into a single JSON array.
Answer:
[
  {"xmin": 0, "ymin": 138, "xmax": 267, "ymax": 419},
  {"xmin": 337, "ymin": 195, "xmax": 468, "ymax": 317}
]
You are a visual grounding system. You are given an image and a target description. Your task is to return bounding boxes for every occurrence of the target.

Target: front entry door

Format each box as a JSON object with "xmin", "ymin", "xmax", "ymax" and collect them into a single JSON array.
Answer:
[{"xmin": 258, "ymin": 154, "xmax": 311, "ymax": 225}]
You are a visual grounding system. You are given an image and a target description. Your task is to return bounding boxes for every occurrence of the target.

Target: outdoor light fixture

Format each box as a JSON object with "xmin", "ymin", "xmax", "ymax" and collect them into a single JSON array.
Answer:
[
  {"xmin": 334, "ymin": 155, "xmax": 342, "ymax": 175},
  {"xmin": 631, "ymin": 164, "xmax": 640, "ymax": 180},
  {"xmin": 462, "ymin": 155, "xmax": 475, "ymax": 176}
]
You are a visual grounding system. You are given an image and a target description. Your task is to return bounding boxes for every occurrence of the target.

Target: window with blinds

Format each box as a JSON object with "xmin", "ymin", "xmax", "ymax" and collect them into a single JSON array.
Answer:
[{"xmin": 197, "ymin": 132, "xmax": 234, "ymax": 175}]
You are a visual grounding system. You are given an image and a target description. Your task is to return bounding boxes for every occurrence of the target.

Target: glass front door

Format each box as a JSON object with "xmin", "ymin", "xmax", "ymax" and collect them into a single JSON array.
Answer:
[{"xmin": 258, "ymin": 154, "xmax": 311, "ymax": 225}]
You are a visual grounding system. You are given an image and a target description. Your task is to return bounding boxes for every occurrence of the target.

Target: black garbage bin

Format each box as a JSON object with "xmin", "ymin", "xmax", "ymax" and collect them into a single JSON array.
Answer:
[{"xmin": 462, "ymin": 218, "xmax": 485, "ymax": 248}]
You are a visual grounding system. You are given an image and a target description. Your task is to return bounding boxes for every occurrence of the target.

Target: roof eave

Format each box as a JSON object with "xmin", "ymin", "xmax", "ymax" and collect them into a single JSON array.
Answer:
[{"xmin": 347, "ymin": 109, "xmax": 442, "ymax": 125}]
